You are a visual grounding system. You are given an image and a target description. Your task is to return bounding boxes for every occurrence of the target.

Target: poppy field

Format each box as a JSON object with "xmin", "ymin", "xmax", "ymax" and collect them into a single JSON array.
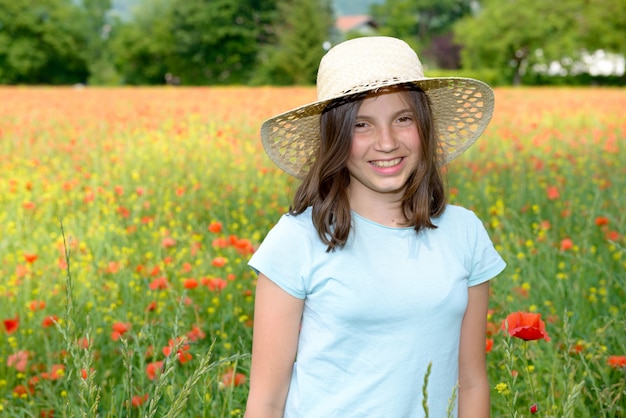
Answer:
[{"xmin": 0, "ymin": 86, "xmax": 625, "ymax": 417}]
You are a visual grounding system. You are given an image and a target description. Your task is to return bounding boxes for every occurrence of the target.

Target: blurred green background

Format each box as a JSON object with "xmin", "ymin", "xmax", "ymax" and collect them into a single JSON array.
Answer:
[{"xmin": 0, "ymin": 0, "xmax": 624, "ymax": 86}]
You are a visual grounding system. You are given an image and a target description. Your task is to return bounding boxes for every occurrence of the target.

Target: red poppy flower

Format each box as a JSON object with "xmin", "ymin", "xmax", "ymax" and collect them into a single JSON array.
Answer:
[
  {"xmin": 569, "ymin": 343, "xmax": 584, "ymax": 354},
  {"xmin": 212, "ymin": 237, "xmax": 229, "ymax": 248},
  {"xmin": 7, "ymin": 350, "xmax": 29, "ymax": 372},
  {"xmin": 117, "ymin": 206, "xmax": 130, "ymax": 218},
  {"xmin": 233, "ymin": 238, "xmax": 255, "ymax": 256},
  {"xmin": 163, "ymin": 337, "xmax": 183, "ymax": 356},
  {"xmin": 211, "ymin": 257, "xmax": 227, "ymax": 268},
  {"xmin": 502, "ymin": 312, "xmax": 551, "ymax": 341},
  {"xmin": 221, "ymin": 369, "xmax": 247, "ymax": 387},
  {"xmin": 607, "ymin": 355, "xmax": 626, "ymax": 369},
  {"xmin": 559, "ymin": 238, "xmax": 573, "ymax": 251},
  {"xmin": 24, "ymin": 253, "xmax": 38, "ymax": 263},
  {"xmin": 29, "ymin": 300, "xmax": 46, "ymax": 311},
  {"xmin": 201, "ymin": 277, "xmax": 227, "ymax": 291},
  {"xmin": 84, "ymin": 191, "xmax": 95, "ymax": 203},
  {"xmin": 177, "ymin": 350, "xmax": 193, "ymax": 364},
  {"xmin": 190, "ymin": 242, "xmax": 202, "ymax": 256},
  {"xmin": 28, "ymin": 375, "xmax": 40, "ymax": 388},
  {"xmin": 606, "ymin": 231, "xmax": 620, "ymax": 241},
  {"xmin": 146, "ymin": 361, "xmax": 164, "ymax": 381},
  {"xmin": 16, "ymin": 264, "xmax": 28, "ymax": 278},
  {"xmin": 595, "ymin": 216, "xmax": 609, "ymax": 226},
  {"xmin": 13, "ymin": 384, "xmax": 32, "ymax": 397},
  {"xmin": 105, "ymin": 261, "xmax": 121, "ymax": 274},
  {"xmin": 57, "ymin": 257, "xmax": 68, "ymax": 270},
  {"xmin": 208, "ymin": 221, "xmax": 223, "ymax": 233},
  {"xmin": 183, "ymin": 278, "xmax": 198, "ymax": 289},
  {"xmin": 546, "ymin": 186, "xmax": 560, "ymax": 200},
  {"xmin": 186, "ymin": 325, "xmax": 206, "ymax": 342},
  {"xmin": 131, "ymin": 394, "xmax": 149, "ymax": 407},
  {"xmin": 530, "ymin": 403, "xmax": 538, "ymax": 414},
  {"xmin": 3, "ymin": 315, "xmax": 19, "ymax": 334},
  {"xmin": 77, "ymin": 337, "xmax": 90, "ymax": 349},
  {"xmin": 161, "ymin": 237, "xmax": 176, "ymax": 248},
  {"xmin": 41, "ymin": 364, "xmax": 65, "ymax": 380},
  {"xmin": 111, "ymin": 322, "xmax": 132, "ymax": 341},
  {"xmin": 512, "ymin": 286, "xmax": 529, "ymax": 298},
  {"xmin": 149, "ymin": 276, "xmax": 169, "ymax": 290},
  {"xmin": 42, "ymin": 315, "xmax": 59, "ymax": 328},
  {"xmin": 485, "ymin": 338, "xmax": 494, "ymax": 353},
  {"xmin": 181, "ymin": 262, "xmax": 193, "ymax": 273}
]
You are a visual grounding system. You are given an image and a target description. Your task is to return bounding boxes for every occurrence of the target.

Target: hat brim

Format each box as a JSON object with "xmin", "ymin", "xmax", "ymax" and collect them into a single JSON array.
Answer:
[{"xmin": 261, "ymin": 77, "xmax": 494, "ymax": 179}]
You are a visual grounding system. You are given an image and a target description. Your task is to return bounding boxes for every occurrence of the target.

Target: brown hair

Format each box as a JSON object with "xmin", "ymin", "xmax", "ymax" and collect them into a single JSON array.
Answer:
[{"xmin": 290, "ymin": 84, "xmax": 446, "ymax": 251}]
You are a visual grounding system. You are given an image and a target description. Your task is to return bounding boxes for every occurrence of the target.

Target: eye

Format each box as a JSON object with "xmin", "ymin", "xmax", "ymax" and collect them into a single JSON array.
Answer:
[
  {"xmin": 354, "ymin": 121, "xmax": 369, "ymax": 129},
  {"xmin": 396, "ymin": 114, "xmax": 415, "ymax": 126}
]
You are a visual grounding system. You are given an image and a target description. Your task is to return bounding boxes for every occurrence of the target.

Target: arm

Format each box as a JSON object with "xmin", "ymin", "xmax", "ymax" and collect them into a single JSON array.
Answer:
[
  {"xmin": 245, "ymin": 273, "xmax": 305, "ymax": 418},
  {"xmin": 458, "ymin": 281, "xmax": 491, "ymax": 418}
]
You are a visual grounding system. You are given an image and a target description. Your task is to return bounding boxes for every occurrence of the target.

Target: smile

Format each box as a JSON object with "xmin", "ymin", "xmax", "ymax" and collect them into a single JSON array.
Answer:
[{"xmin": 369, "ymin": 157, "xmax": 403, "ymax": 168}]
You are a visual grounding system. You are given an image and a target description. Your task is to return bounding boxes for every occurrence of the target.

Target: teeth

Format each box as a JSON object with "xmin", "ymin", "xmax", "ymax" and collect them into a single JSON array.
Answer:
[{"xmin": 371, "ymin": 158, "xmax": 402, "ymax": 168}]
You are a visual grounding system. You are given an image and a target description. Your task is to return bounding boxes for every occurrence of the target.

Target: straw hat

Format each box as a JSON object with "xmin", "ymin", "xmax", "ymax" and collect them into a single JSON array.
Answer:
[{"xmin": 261, "ymin": 36, "xmax": 495, "ymax": 179}]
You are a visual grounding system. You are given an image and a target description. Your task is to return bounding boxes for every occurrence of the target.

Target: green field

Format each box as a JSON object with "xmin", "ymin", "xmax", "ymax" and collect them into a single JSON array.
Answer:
[{"xmin": 0, "ymin": 87, "xmax": 624, "ymax": 417}]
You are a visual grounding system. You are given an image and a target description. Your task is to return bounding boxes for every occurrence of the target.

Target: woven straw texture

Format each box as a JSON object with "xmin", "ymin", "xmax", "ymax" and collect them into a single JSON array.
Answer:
[{"xmin": 260, "ymin": 37, "xmax": 495, "ymax": 179}]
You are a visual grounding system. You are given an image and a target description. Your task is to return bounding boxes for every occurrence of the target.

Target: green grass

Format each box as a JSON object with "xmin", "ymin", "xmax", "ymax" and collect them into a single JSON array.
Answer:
[{"xmin": 0, "ymin": 86, "xmax": 624, "ymax": 417}]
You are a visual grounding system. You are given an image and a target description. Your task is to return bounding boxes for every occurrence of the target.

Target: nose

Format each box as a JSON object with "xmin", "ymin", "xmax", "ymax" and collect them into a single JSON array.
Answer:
[{"xmin": 374, "ymin": 126, "xmax": 399, "ymax": 152}]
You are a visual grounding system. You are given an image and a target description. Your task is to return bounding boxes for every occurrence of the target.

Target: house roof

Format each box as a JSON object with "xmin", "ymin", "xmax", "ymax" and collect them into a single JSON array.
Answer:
[{"xmin": 335, "ymin": 14, "xmax": 377, "ymax": 32}]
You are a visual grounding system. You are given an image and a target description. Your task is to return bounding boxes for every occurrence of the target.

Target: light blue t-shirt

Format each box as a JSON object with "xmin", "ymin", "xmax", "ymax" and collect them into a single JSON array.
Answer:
[{"xmin": 248, "ymin": 205, "xmax": 506, "ymax": 418}]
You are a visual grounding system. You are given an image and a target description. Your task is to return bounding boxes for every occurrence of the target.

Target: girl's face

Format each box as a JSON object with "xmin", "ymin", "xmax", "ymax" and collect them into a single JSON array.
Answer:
[{"xmin": 346, "ymin": 90, "xmax": 421, "ymax": 202}]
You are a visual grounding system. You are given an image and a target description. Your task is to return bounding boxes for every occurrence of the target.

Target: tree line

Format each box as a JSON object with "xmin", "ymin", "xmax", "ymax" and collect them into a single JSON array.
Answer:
[{"xmin": 0, "ymin": 0, "xmax": 624, "ymax": 86}]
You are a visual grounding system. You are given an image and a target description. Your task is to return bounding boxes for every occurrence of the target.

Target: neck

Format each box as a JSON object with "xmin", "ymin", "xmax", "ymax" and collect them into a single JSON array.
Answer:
[{"xmin": 348, "ymin": 189, "xmax": 407, "ymax": 227}]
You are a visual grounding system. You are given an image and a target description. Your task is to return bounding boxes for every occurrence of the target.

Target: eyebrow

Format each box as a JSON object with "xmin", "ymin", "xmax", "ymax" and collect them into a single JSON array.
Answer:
[{"xmin": 356, "ymin": 108, "xmax": 413, "ymax": 120}]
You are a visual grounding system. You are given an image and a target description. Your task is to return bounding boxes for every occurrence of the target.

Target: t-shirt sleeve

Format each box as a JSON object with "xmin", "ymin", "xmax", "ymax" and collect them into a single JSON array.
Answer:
[
  {"xmin": 467, "ymin": 211, "xmax": 507, "ymax": 287},
  {"xmin": 248, "ymin": 214, "xmax": 310, "ymax": 299}
]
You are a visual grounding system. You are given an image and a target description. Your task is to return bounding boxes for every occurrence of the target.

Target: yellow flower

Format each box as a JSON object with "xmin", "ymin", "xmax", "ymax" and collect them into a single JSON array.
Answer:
[{"xmin": 495, "ymin": 382, "xmax": 510, "ymax": 395}]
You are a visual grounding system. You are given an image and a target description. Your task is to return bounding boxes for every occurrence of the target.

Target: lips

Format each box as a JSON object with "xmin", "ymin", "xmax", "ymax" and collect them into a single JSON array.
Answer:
[{"xmin": 369, "ymin": 157, "xmax": 403, "ymax": 168}]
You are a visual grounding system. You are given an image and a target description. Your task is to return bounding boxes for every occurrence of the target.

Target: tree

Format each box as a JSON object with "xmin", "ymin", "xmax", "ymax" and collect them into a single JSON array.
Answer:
[
  {"xmin": 370, "ymin": 0, "xmax": 472, "ymax": 68},
  {"xmin": 77, "ymin": 0, "xmax": 118, "ymax": 84},
  {"xmin": 253, "ymin": 0, "xmax": 334, "ymax": 85},
  {"xmin": 110, "ymin": 0, "xmax": 279, "ymax": 85},
  {"xmin": 166, "ymin": 0, "xmax": 267, "ymax": 84},
  {"xmin": 454, "ymin": 0, "xmax": 626, "ymax": 85},
  {"xmin": 109, "ymin": 0, "xmax": 174, "ymax": 84},
  {"xmin": 578, "ymin": 0, "xmax": 626, "ymax": 54},
  {"xmin": 0, "ymin": 0, "xmax": 88, "ymax": 84}
]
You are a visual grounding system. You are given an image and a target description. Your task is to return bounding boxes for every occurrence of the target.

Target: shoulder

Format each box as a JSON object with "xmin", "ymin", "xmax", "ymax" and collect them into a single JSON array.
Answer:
[
  {"xmin": 260, "ymin": 207, "xmax": 317, "ymax": 245},
  {"xmin": 276, "ymin": 207, "xmax": 315, "ymax": 233},
  {"xmin": 430, "ymin": 205, "xmax": 493, "ymax": 249},
  {"xmin": 433, "ymin": 205, "xmax": 483, "ymax": 229}
]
